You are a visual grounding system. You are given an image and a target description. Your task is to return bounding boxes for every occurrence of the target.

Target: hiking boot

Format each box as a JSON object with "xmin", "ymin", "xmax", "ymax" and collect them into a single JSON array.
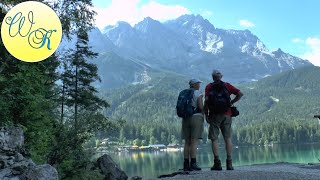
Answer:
[
  {"xmin": 211, "ymin": 159, "xmax": 222, "ymax": 170},
  {"xmin": 183, "ymin": 161, "xmax": 191, "ymax": 171},
  {"xmin": 226, "ymin": 159, "xmax": 234, "ymax": 170},
  {"xmin": 190, "ymin": 162, "xmax": 201, "ymax": 171}
]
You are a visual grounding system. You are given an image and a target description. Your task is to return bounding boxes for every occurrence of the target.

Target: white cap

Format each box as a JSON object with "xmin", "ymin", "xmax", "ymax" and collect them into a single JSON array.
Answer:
[
  {"xmin": 189, "ymin": 78, "xmax": 202, "ymax": 85},
  {"xmin": 212, "ymin": 70, "xmax": 222, "ymax": 76}
]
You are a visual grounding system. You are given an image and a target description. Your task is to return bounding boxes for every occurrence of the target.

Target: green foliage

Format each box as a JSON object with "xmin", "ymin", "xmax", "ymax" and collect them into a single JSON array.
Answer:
[
  {"xmin": 1, "ymin": 1, "xmax": 113, "ymax": 179},
  {"xmin": 133, "ymin": 138, "xmax": 142, "ymax": 146},
  {"xmin": 99, "ymin": 73, "xmax": 188, "ymax": 145},
  {"xmin": 232, "ymin": 120, "xmax": 320, "ymax": 145},
  {"xmin": 149, "ymin": 136, "xmax": 157, "ymax": 145},
  {"xmin": 55, "ymin": 145, "xmax": 99, "ymax": 180},
  {"xmin": 230, "ymin": 65, "xmax": 320, "ymax": 144},
  {"xmin": 235, "ymin": 66, "xmax": 320, "ymax": 126},
  {"xmin": 48, "ymin": 0, "xmax": 114, "ymax": 178},
  {"xmin": 50, "ymin": 0, "xmax": 112, "ymax": 178},
  {"xmin": 0, "ymin": 28, "xmax": 59, "ymax": 163}
]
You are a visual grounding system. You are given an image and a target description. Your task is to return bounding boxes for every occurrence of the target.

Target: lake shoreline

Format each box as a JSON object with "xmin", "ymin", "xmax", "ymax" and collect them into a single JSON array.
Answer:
[
  {"xmin": 159, "ymin": 162, "xmax": 320, "ymax": 180},
  {"xmin": 106, "ymin": 143, "xmax": 320, "ymax": 179},
  {"xmin": 97, "ymin": 141, "xmax": 320, "ymax": 154}
]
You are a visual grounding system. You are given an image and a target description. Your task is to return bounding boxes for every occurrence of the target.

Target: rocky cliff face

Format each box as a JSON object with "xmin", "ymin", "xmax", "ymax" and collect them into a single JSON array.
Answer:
[
  {"xmin": 0, "ymin": 127, "xmax": 58, "ymax": 180},
  {"xmin": 59, "ymin": 14, "xmax": 311, "ymax": 88}
]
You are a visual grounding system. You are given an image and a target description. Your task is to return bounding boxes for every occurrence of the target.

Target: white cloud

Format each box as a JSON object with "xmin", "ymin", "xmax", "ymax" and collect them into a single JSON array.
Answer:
[
  {"xmin": 94, "ymin": 0, "xmax": 189, "ymax": 29},
  {"xmin": 141, "ymin": 1, "xmax": 189, "ymax": 21},
  {"xmin": 239, "ymin": 19, "xmax": 255, "ymax": 28},
  {"xmin": 200, "ymin": 9, "xmax": 213, "ymax": 17},
  {"xmin": 292, "ymin": 38, "xmax": 303, "ymax": 43},
  {"xmin": 306, "ymin": 37, "xmax": 320, "ymax": 47},
  {"xmin": 301, "ymin": 37, "xmax": 320, "ymax": 67},
  {"xmin": 94, "ymin": 0, "xmax": 140, "ymax": 28}
]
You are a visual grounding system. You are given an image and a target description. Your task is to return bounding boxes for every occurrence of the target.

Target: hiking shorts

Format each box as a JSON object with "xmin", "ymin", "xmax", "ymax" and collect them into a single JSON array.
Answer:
[
  {"xmin": 181, "ymin": 114, "xmax": 204, "ymax": 140},
  {"xmin": 208, "ymin": 114, "xmax": 232, "ymax": 141}
]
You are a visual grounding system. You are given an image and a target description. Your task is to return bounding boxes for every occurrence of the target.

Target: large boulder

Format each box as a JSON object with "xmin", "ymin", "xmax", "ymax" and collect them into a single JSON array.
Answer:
[
  {"xmin": 21, "ymin": 164, "xmax": 58, "ymax": 180},
  {"xmin": 0, "ymin": 127, "xmax": 58, "ymax": 180},
  {"xmin": 0, "ymin": 127, "xmax": 24, "ymax": 152},
  {"xmin": 97, "ymin": 154, "xmax": 128, "ymax": 180}
]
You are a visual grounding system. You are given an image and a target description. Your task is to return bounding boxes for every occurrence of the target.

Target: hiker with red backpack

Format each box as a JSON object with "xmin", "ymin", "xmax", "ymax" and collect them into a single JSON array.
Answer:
[
  {"xmin": 176, "ymin": 79, "xmax": 204, "ymax": 171},
  {"xmin": 204, "ymin": 70, "xmax": 243, "ymax": 171}
]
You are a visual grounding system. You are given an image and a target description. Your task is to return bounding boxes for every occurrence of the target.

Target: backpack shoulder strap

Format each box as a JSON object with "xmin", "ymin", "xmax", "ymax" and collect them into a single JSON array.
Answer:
[
  {"xmin": 221, "ymin": 82, "xmax": 231, "ymax": 105},
  {"xmin": 188, "ymin": 88, "xmax": 195, "ymax": 97},
  {"xmin": 221, "ymin": 81, "xmax": 230, "ymax": 94},
  {"xmin": 210, "ymin": 82, "xmax": 216, "ymax": 90}
]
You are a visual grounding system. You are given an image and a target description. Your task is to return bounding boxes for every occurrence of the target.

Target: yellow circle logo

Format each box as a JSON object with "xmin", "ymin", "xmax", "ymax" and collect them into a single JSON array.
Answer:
[{"xmin": 1, "ymin": 1, "xmax": 62, "ymax": 62}]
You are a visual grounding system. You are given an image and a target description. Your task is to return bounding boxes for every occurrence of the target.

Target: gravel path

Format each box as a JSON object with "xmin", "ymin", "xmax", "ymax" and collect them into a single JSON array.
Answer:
[{"xmin": 158, "ymin": 163, "xmax": 320, "ymax": 180}]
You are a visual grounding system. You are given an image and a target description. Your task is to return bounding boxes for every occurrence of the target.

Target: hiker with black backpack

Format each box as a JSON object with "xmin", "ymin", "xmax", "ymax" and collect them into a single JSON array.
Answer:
[
  {"xmin": 176, "ymin": 79, "xmax": 204, "ymax": 171},
  {"xmin": 204, "ymin": 70, "xmax": 243, "ymax": 171}
]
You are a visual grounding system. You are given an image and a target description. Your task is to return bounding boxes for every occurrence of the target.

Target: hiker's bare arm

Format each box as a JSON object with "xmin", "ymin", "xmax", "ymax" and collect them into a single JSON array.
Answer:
[
  {"xmin": 231, "ymin": 91, "xmax": 243, "ymax": 105},
  {"xmin": 203, "ymin": 98, "xmax": 208, "ymax": 114},
  {"xmin": 197, "ymin": 95, "xmax": 204, "ymax": 113},
  {"xmin": 203, "ymin": 97, "xmax": 210, "ymax": 121}
]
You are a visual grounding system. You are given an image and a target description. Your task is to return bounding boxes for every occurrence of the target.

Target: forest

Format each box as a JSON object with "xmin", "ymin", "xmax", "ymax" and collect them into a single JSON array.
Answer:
[
  {"xmin": 101, "ymin": 66, "xmax": 320, "ymax": 146},
  {"xmin": 1, "ymin": 0, "xmax": 112, "ymax": 179}
]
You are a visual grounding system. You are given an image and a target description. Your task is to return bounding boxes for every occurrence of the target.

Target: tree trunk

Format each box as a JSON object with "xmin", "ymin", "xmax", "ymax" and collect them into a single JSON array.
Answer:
[
  {"xmin": 74, "ymin": 62, "xmax": 78, "ymax": 130},
  {"xmin": 60, "ymin": 82, "xmax": 65, "ymax": 124}
]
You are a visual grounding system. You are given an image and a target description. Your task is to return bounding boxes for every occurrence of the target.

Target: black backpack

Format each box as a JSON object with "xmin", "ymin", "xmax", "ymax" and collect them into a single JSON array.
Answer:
[
  {"xmin": 207, "ymin": 81, "xmax": 231, "ymax": 114},
  {"xmin": 176, "ymin": 89, "xmax": 195, "ymax": 118}
]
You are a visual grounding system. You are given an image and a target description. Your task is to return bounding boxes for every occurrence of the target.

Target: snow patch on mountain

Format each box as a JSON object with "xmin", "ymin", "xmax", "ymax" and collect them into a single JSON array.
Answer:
[
  {"xmin": 241, "ymin": 42, "xmax": 250, "ymax": 53},
  {"xmin": 202, "ymin": 33, "xmax": 223, "ymax": 53},
  {"xmin": 132, "ymin": 69, "xmax": 152, "ymax": 85},
  {"xmin": 270, "ymin": 96, "xmax": 280, "ymax": 102}
]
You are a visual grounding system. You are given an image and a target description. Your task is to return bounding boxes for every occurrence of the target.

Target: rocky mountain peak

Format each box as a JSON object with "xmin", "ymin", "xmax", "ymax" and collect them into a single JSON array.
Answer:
[{"xmin": 134, "ymin": 17, "xmax": 164, "ymax": 33}]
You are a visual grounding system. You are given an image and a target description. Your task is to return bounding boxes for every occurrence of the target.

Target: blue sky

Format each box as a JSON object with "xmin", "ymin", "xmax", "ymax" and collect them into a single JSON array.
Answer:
[{"xmin": 92, "ymin": 0, "xmax": 320, "ymax": 66}]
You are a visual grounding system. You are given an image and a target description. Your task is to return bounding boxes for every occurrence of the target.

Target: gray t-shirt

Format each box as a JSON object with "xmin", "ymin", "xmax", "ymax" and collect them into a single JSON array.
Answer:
[{"xmin": 191, "ymin": 89, "xmax": 203, "ymax": 116}]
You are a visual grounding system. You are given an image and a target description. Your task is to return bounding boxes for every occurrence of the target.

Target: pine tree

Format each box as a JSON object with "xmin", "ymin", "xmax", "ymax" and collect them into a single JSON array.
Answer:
[
  {"xmin": 48, "ymin": 0, "xmax": 113, "ymax": 178},
  {"xmin": 61, "ymin": 29, "xmax": 108, "ymax": 129}
]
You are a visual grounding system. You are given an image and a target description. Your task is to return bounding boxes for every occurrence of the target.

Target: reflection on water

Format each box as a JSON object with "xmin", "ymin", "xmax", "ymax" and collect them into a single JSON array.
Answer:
[{"xmin": 106, "ymin": 143, "xmax": 320, "ymax": 179}]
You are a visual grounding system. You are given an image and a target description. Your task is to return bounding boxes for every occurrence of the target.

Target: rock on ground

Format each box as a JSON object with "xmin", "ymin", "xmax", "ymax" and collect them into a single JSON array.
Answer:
[{"xmin": 97, "ymin": 154, "xmax": 128, "ymax": 180}]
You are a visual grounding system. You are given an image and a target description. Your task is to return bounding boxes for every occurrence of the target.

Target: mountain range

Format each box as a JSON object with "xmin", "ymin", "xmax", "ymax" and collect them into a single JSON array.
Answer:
[{"xmin": 59, "ymin": 14, "xmax": 311, "ymax": 89}]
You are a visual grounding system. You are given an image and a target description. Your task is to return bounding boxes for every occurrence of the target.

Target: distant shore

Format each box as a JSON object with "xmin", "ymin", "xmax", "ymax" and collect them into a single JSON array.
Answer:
[
  {"xmin": 96, "ymin": 142, "xmax": 320, "ymax": 154},
  {"xmin": 159, "ymin": 162, "xmax": 320, "ymax": 180}
]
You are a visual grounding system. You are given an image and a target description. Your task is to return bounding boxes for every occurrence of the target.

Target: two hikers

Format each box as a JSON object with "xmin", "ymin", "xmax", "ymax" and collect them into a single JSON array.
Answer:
[{"xmin": 177, "ymin": 70, "xmax": 243, "ymax": 171}]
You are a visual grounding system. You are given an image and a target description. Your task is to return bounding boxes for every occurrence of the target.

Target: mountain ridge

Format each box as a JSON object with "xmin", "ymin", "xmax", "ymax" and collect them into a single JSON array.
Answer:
[{"xmin": 59, "ymin": 14, "xmax": 311, "ymax": 89}]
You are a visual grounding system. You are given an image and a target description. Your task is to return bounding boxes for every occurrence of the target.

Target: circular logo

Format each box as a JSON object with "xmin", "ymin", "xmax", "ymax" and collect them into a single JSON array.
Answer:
[{"xmin": 1, "ymin": 1, "xmax": 62, "ymax": 62}]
